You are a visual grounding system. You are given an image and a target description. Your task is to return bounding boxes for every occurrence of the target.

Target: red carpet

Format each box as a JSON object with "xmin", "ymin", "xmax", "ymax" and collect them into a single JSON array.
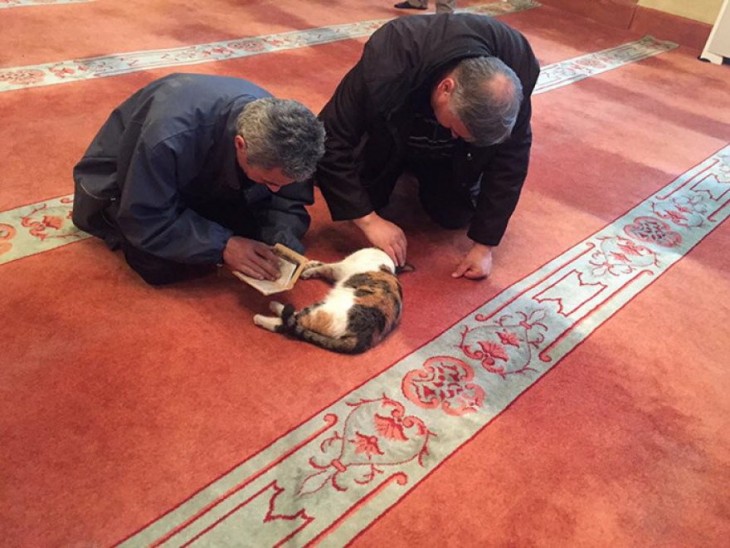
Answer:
[{"xmin": 1, "ymin": 1, "xmax": 728, "ymax": 545}]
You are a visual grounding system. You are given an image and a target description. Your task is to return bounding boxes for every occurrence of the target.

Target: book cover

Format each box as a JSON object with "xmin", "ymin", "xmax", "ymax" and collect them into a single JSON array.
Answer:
[{"xmin": 233, "ymin": 243, "xmax": 309, "ymax": 296}]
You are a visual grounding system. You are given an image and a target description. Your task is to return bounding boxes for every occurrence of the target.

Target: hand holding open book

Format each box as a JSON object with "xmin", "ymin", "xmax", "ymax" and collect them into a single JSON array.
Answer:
[{"xmin": 233, "ymin": 243, "xmax": 309, "ymax": 295}]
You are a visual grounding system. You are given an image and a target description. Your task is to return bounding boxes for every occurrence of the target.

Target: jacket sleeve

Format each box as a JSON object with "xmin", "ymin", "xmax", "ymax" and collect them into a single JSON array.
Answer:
[
  {"xmin": 316, "ymin": 62, "xmax": 377, "ymax": 221},
  {"xmin": 466, "ymin": 93, "xmax": 533, "ymax": 247},
  {"xmin": 116, "ymin": 139, "xmax": 233, "ymax": 264},
  {"xmin": 467, "ymin": 40, "xmax": 541, "ymax": 247},
  {"xmin": 253, "ymin": 180, "xmax": 314, "ymax": 254}
]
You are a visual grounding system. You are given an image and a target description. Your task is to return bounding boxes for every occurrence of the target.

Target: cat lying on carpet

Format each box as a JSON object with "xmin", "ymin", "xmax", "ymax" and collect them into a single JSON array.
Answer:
[{"xmin": 253, "ymin": 248, "xmax": 406, "ymax": 354}]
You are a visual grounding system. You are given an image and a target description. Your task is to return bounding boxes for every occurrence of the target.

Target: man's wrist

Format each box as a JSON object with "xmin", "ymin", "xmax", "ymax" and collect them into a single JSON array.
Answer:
[
  {"xmin": 352, "ymin": 211, "xmax": 379, "ymax": 229},
  {"xmin": 471, "ymin": 242, "xmax": 493, "ymax": 252}
]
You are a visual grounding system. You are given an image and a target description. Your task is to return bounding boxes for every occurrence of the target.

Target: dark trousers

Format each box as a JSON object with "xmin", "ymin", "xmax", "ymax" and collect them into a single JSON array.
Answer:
[
  {"xmin": 119, "ymin": 243, "xmax": 216, "ymax": 286},
  {"xmin": 412, "ymin": 160, "xmax": 478, "ymax": 229},
  {"xmin": 377, "ymin": 157, "xmax": 477, "ymax": 230},
  {"xmin": 122, "ymin": 196, "xmax": 260, "ymax": 286}
]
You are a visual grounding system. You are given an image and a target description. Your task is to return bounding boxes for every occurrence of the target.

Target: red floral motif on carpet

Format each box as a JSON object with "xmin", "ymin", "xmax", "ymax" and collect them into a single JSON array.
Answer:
[
  {"xmin": 297, "ymin": 396, "xmax": 434, "ymax": 496},
  {"xmin": 20, "ymin": 199, "xmax": 78, "ymax": 241},
  {"xmin": 0, "ymin": 223, "xmax": 16, "ymax": 256},
  {"xmin": 458, "ymin": 309, "xmax": 548, "ymax": 378},
  {"xmin": 402, "ymin": 356, "xmax": 486, "ymax": 415},
  {"xmin": 624, "ymin": 216, "xmax": 682, "ymax": 247}
]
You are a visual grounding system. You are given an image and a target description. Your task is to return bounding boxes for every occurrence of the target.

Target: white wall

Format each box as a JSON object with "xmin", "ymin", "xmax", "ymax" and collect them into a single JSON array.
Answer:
[{"xmin": 639, "ymin": 0, "xmax": 723, "ymax": 24}]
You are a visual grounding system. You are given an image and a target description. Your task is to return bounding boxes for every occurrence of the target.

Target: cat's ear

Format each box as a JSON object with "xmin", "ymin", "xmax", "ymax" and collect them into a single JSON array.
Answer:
[{"xmin": 395, "ymin": 263, "xmax": 415, "ymax": 274}]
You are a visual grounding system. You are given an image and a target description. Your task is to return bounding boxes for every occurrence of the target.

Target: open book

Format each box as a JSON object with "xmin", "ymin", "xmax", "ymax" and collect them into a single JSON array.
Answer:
[{"xmin": 232, "ymin": 243, "xmax": 309, "ymax": 296}]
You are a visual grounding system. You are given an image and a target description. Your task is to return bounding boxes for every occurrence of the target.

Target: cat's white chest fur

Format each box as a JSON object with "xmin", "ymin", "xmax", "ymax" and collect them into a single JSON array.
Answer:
[{"xmin": 320, "ymin": 285, "xmax": 357, "ymax": 334}]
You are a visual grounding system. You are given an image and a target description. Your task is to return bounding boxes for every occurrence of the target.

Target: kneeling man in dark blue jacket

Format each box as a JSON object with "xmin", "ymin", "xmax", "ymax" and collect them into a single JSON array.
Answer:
[{"xmin": 72, "ymin": 73, "xmax": 325, "ymax": 286}]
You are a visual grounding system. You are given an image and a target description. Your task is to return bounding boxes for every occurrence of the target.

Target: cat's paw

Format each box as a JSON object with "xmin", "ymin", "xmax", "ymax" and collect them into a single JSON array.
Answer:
[
  {"xmin": 269, "ymin": 301, "xmax": 285, "ymax": 315},
  {"xmin": 301, "ymin": 261, "xmax": 324, "ymax": 279},
  {"xmin": 254, "ymin": 313, "xmax": 281, "ymax": 332}
]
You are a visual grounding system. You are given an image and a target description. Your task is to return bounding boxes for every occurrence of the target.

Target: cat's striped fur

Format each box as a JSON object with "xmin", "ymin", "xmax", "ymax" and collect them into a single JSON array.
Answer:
[{"xmin": 253, "ymin": 248, "xmax": 403, "ymax": 354}]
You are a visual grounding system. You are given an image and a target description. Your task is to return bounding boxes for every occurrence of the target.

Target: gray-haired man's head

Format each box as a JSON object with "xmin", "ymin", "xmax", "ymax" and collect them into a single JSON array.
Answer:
[
  {"xmin": 447, "ymin": 56, "xmax": 524, "ymax": 147},
  {"xmin": 236, "ymin": 98, "xmax": 325, "ymax": 182}
]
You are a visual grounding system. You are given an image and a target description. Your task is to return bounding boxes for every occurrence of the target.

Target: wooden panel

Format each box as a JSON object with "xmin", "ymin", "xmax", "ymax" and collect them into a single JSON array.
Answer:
[
  {"xmin": 538, "ymin": 0, "xmax": 639, "ymax": 28},
  {"xmin": 631, "ymin": 6, "xmax": 713, "ymax": 51}
]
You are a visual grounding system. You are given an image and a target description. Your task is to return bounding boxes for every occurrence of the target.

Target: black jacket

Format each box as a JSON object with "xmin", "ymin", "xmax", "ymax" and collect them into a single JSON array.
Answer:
[
  {"xmin": 72, "ymin": 73, "xmax": 313, "ymax": 264},
  {"xmin": 317, "ymin": 14, "xmax": 540, "ymax": 246}
]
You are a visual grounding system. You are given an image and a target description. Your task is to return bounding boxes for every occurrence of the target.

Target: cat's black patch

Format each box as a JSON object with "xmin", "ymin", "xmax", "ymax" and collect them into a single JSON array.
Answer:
[
  {"xmin": 279, "ymin": 303, "xmax": 298, "ymax": 332},
  {"xmin": 343, "ymin": 273, "xmax": 372, "ymax": 288},
  {"xmin": 344, "ymin": 274, "xmax": 394, "ymax": 295},
  {"xmin": 348, "ymin": 304, "xmax": 387, "ymax": 351}
]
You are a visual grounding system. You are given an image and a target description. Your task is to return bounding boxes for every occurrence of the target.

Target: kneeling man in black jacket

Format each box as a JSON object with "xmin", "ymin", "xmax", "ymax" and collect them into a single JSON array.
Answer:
[{"xmin": 317, "ymin": 14, "xmax": 540, "ymax": 279}]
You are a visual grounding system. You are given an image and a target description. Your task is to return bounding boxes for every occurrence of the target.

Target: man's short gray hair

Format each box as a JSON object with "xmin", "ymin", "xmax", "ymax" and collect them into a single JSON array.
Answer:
[
  {"xmin": 451, "ymin": 57, "xmax": 524, "ymax": 147},
  {"xmin": 236, "ymin": 98, "xmax": 325, "ymax": 181}
]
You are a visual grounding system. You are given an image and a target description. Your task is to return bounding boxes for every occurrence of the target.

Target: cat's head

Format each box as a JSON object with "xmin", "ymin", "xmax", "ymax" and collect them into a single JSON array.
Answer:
[
  {"xmin": 345, "ymin": 247, "xmax": 396, "ymax": 274},
  {"xmin": 348, "ymin": 247, "xmax": 413, "ymax": 276},
  {"xmin": 367, "ymin": 248, "xmax": 415, "ymax": 276},
  {"xmin": 373, "ymin": 250, "xmax": 415, "ymax": 276}
]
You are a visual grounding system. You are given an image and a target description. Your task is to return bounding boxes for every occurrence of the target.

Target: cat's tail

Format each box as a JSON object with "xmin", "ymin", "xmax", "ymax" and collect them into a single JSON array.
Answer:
[{"xmin": 277, "ymin": 304, "xmax": 365, "ymax": 354}]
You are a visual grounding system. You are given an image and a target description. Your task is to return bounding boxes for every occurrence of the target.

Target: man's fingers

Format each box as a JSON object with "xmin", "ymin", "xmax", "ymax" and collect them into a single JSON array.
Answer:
[
  {"xmin": 392, "ymin": 232, "xmax": 407, "ymax": 266},
  {"xmin": 386, "ymin": 239, "xmax": 407, "ymax": 267},
  {"xmin": 253, "ymin": 255, "xmax": 281, "ymax": 279},
  {"xmin": 246, "ymin": 245, "xmax": 280, "ymax": 279},
  {"xmin": 451, "ymin": 262, "xmax": 468, "ymax": 278},
  {"xmin": 239, "ymin": 265, "xmax": 266, "ymax": 280},
  {"xmin": 463, "ymin": 268, "xmax": 488, "ymax": 280},
  {"xmin": 384, "ymin": 245, "xmax": 399, "ymax": 266},
  {"xmin": 255, "ymin": 245, "xmax": 280, "ymax": 263},
  {"xmin": 243, "ymin": 261, "xmax": 279, "ymax": 281},
  {"xmin": 394, "ymin": 241, "xmax": 407, "ymax": 267}
]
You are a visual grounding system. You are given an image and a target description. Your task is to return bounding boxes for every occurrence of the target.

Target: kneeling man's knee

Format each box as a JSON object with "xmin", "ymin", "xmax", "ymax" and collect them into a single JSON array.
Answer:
[{"xmin": 419, "ymin": 195, "xmax": 474, "ymax": 230}]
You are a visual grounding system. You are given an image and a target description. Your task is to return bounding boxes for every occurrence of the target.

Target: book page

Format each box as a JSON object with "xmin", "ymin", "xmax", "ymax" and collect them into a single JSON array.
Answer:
[{"xmin": 234, "ymin": 255, "xmax": 298, "ymax": 296}]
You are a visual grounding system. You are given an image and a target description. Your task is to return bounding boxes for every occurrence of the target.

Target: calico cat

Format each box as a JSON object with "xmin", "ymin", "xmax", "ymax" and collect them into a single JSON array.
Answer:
[{"xmin": 253, "ymin": 248, "xmax": 405, "ymax": 354}]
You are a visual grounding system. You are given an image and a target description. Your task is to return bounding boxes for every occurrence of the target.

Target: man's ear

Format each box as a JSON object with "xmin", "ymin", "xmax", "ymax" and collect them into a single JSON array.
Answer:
[
  {"xmin": 437, "ymin": 76, "xmax": 456, "ymax": 96},
  {"xmin": 234, "ymin": 135, "xmax": 250, "ymax": 167},
  {"xmin": 433, "ymin": 76, "xmax": 456, "ymax": 109},
  {"xmin": 234, "ymin": 134, "xmax": 246, "ymax": 152}
]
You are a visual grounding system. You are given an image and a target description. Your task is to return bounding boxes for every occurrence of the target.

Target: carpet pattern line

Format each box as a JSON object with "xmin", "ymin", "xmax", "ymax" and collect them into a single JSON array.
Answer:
[
  {"xmin": 0, "ymin": 0, "xmax": 91, "ymax": 9},
  {"xmin": 0, "ymin": 0, "xmax": 538, "ymax": 92}
]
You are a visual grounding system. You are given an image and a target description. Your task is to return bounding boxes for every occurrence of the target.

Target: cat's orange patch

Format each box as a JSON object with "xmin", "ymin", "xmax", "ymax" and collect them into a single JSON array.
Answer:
[
  {"xmin": 353, "ymin": 271, "xmax": 402, "ymax": 325},
  {"xmin": 299, "ymin": 309, "xmax": 338, "ymax": 336}
]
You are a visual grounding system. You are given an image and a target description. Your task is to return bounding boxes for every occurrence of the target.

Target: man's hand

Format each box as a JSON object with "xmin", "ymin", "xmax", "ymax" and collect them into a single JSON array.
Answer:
[
  {"xmin": 452, "ymin": 243, "xmax": 493, "ymax": 280},
  {"xmin": 223, "ymin": 237, "xmax": 281, "ymax": 280},
  {"xmin": 353, "ymin": 212, "xmax": 407, "ymax": 267}
]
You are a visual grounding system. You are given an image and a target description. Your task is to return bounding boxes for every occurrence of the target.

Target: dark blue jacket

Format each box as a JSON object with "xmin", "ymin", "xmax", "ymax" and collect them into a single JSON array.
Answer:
[{"xmin": 72, "ymin": 73, "xmax": 313, "ymax": 263}]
